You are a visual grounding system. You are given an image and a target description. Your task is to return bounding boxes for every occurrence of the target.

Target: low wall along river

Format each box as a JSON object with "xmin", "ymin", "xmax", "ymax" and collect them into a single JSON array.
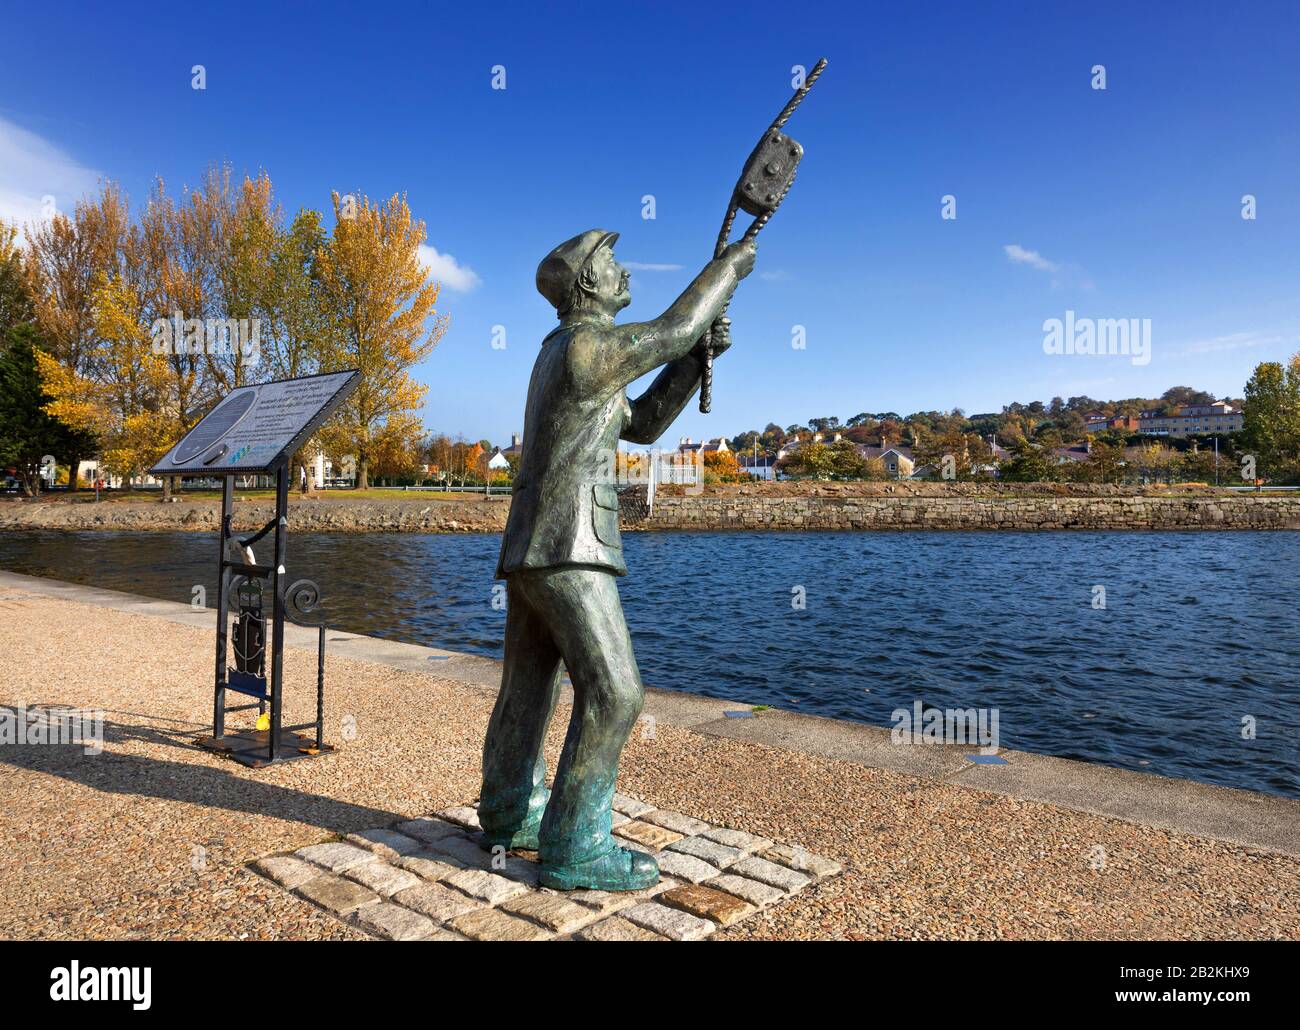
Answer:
[
  {"xmin": 644, "ymin": 491, "xmax": 1300, "ymax": 530},
  {"xmin": 2, "ymin": 484, "xmax": 1298, "ymax": 533}
]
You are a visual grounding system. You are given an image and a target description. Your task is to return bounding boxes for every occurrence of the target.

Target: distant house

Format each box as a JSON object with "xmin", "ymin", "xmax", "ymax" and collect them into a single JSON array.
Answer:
[
  {"xmin": 737, "ymin": 453, "xmax": 777, "ymax": 480},
  {"xmin": 1085, "ymin": 413, "xmax": 1139, "ymax": 433},
  {"xmin": 1139, "ymin": 401, "xmax": 1242, "ymax": 437},
  {"xmin": 859, "ymin": 444, "xmax": 915, "ymax": 479},
  {"xmin": 75, "ymin": 460, "xmax": 127, "ymax": 489},
  {"xmin": 488, "ymin": 432, "xmax": 523, "ymax": 472},
  {"xmin": 968, "ymin": 436, "xmax": 1010, "ymax": 477},
  {"xmin": 1053, "ymin": 443, "xmax": 1091, "ymax": 464},
  {"xmin": 677, "ymin": 436, "xmax": 729, "ymax": 457},
  {"xmin": 778, "ymin": 432, "xmax": 916, "ymax": 478},
  {"xmin": 323, "ymin": 454, "xmax": 356, "ymax": 487}
]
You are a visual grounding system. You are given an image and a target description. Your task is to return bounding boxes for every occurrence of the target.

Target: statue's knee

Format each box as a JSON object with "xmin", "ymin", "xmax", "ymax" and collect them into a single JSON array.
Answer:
[{"xmin": 612, "ymin": 685, "xmax": 643, "ymax": 734}]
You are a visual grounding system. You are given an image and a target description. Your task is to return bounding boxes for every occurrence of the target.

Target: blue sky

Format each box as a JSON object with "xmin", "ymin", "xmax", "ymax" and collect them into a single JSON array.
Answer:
[{"xmin": 3, "ymin": 0, "xmax": 1298, "ymax": 445}]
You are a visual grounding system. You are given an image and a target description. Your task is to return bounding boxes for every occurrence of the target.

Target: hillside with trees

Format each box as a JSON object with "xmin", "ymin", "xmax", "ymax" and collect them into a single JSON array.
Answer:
[{"xmin": 724, "ymin": 380, "xmax": 1297, "ymax": 485}]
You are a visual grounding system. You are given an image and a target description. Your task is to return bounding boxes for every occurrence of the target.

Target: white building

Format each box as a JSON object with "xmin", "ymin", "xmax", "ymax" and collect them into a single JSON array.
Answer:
[
  {"xmin": 737, "ymin": 454, "xmax": 777, "ymax": 480},
  {"xmin": 75, "ymin": 460, "xmax": 162, "ymax": 490}
]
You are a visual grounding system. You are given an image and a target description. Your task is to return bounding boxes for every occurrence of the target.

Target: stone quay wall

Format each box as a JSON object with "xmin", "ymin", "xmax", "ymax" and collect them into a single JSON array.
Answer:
[
  {"xmin": 637, "ymin": 491, "xmax": 1300, "ymax": 531},
  {"xmin": 3, "ymin": 486, "xmax": 1298, "ymax": 534},
  {"xmin": 0, "ymin": 496, "xmax": 511, "ymax": 534}
]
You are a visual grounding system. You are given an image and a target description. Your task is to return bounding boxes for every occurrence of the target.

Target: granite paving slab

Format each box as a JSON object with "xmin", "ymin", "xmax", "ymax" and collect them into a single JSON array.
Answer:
[
  {"xmin": 346, "ymin": 827, "xmax": 423, "ymax": 859},
  {"xmin": 250, "ymin": 794, "xmax": 841, "ymax": 940},
  {"xmin": 398, "ymin": 851, "xmax": 465, "ymax": 882},
  {"xmin": 346, "ymin": 860, "xmax": 420, "ymax": 897},
  {"xmin": 613, "ymin": 820, "xmax": 684, "ymax": 850},
  {"xmin": 576, "ymin": 916, "xmax": 668, "ymax": 940},
  {"xmin": 393, "ymin": 881, "xmax": 482, "ymax": 922},
  {"xmin": 295, "ymin": 842, "xmax": 377, "ymax": 874}
]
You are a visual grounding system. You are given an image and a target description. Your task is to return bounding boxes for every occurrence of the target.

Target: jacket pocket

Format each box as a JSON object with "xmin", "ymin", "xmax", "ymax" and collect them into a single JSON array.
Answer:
[{"xmin": 592, "ymin": 484, "xmax": 621, "ymax": 547}]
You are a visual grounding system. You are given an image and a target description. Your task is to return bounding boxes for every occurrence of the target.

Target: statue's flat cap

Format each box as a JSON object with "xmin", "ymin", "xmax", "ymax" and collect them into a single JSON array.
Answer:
[{"xmin": 536, "ymin": 229, "xmax": 619, "ymax": 311}]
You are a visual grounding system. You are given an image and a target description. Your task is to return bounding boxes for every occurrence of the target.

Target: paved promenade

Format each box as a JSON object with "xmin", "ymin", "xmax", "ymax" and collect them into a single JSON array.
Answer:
[{"xmin": 1, "ymin": 570, "xmax": 1296, "ymax": 940}]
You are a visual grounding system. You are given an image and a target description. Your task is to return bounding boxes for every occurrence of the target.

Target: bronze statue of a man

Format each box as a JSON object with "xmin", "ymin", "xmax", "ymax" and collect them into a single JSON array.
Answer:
[{"xmin": 479, "ymin": 229, "xmax": 756, "ymax": 890}]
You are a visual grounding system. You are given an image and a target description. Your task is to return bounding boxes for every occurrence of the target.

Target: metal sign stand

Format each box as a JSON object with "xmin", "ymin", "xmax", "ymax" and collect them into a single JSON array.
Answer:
[
  {"xmin": 147, "ymin": 370, "xmax": 360, "ymax": 770},
  {"xmin": 194, "ymin": 462, "xmax": 332, "ymax": 768}
]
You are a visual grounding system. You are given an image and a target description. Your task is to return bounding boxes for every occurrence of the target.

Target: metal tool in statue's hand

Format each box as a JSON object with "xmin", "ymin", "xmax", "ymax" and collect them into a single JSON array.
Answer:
[{"xmin": 699, "ymin": 57, "xmax": 827, "ymax": 414}]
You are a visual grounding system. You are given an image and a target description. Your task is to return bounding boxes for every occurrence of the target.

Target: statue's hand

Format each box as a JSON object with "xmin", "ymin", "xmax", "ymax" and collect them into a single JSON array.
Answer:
[
  {"xmin": 723, "ymin": 239, "xmax": 757, "ymax": 280},
  {"xmin": 705, "ymin": 316, "xmax": 732, "ymax": 357}
]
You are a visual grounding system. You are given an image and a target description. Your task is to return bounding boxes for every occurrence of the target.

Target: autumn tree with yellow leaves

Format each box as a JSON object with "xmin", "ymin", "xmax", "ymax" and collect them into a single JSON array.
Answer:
[
  {"xmin": 37, "ymin": 274, "xmax": 176, "ymax": 485},
  {"xmin": 314, "ymin": 192, "xmax": 446, "ymax": 489},
  {"xmin": 23, "ymin": 183, "xmax": 130, "ymax": 486}
]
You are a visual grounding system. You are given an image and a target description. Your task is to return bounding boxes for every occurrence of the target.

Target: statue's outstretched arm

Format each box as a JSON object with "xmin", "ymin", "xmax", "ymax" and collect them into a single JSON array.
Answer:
[
  {"xmin": 571, "ymin": 241, "xmax": 753, "ymax": 393},
  {"xmin": 622, "ymin": 350, "xmax": 704, "ymax": 445},
  {"xmin": 622, "ymin": 320, "xmax": 731, "ymax": 444}
]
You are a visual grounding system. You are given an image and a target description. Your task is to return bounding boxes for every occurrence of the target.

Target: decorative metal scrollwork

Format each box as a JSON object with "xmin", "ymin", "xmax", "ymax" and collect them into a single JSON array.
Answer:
[
  {"xmin": 286, "ymin": 578, "xmax": 324, "ymax": 626},
  {"xmin": 231, "ymin": 578, "xmax": 265, "ymax": 677}
]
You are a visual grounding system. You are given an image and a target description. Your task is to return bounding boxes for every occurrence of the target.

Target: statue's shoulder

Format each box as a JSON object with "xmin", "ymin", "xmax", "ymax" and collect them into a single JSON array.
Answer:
[
  {"xmin": 543, "ymin": 322, "xmax": 615, "ymax": 343},
  {"xmin": 549, "ymin": 322, "xmax": 617, "ymax": 378}
]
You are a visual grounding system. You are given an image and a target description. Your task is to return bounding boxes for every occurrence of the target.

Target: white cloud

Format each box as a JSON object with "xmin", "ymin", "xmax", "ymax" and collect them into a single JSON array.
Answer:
[
  {"xmin": 418, "ymin": 243, "xmax": 481, "ymax": 292},
  {"xmin": 1170, "ymin": 330, "xmax": 1296, "ymax": 357},
  {"xmin": 0, "ymin": 115, "xmax": 102, "ymax": 231},
  {"xmin": 759, "ymin": 268, "xmax": 790, "ymax": 282},
  {"xmin": 1003, "ymin": 243, "xmax": 1059, "ymax": 272},
  {"xmin": 623, "ymin": 261, "xmax": 683, "ymax": 271}
]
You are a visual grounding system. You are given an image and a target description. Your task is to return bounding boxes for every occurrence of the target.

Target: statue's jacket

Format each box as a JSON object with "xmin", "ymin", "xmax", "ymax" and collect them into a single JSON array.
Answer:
[
  {"xmin": 497, "ymin": 324, "xmax": 632, "ymax": 578},
  {"xmin": 497, "ymin": 256, "xmax": 738, "ymax": 580}
]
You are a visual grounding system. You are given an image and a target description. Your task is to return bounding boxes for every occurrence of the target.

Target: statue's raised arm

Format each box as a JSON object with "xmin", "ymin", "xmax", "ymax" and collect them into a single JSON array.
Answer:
[{"xmin": 562, "ymin": 237, "xmax": 756, "ymax": 395}]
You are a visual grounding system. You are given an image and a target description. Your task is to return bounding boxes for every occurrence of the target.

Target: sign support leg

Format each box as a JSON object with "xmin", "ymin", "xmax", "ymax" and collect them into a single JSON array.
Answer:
[
  {"xmin": 269, "ymin": 466, "xmax": 288, "ymax": 761},
  {"xmin": 213, "ymin": 477, "xmax": 234, "ymax": 739}
]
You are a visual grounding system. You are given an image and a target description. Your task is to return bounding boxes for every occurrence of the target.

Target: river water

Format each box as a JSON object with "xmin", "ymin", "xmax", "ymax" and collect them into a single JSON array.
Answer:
[{"xmin": 1, "ymin": 529, "xmax": 1296, "ymax": 798}]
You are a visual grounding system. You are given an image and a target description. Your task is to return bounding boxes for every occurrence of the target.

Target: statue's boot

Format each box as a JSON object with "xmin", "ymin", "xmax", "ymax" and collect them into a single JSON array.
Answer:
[
  {"xmin": 479, "ymin": 787, "xmax": 550, "ymax": 852},
  {"xmin": 539, "ymin": 844, "xmax": 659, "ymax": 892}
]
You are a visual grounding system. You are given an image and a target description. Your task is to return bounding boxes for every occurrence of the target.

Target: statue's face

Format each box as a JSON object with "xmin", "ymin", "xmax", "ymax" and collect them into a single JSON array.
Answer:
[{"xmin": 588, "ymin": 244, "xmax": 631, "ymax": 311}]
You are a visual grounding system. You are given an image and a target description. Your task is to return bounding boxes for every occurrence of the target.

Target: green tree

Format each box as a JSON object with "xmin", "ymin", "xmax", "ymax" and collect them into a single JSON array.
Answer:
[
  {"xmin": 998, "ymin": 438, "xmax": 1057, "ymax": 482},
  {"xmin": 1134, "ymin": 443, "xmax": 1178, "ymax": 485},
  {"xmin": 0, "ymin": 221, "xmax": 33, "ymax": 331},
  {"xmin": 1163, "ymin": 385, "xmax": 1215, "ymax": 408},
  {"xmin": 1243, "ymin": 357, "xmax": 1300, "ymax": 481},
  {"xmin": 1178, "ymin": 446, "xmax": 1219, "ymax": 484},
  {"xmin": 1084, "ymin": 441, "xmax": 1126, "ymax": 484},
  {"xmin": 778, "ymin": 441, "xmax": 834, "ymax": 479},
  {"xmin": 260, "ymin": 208, "xmax": 336, "ymax": 492},
  {"xmin": 913, "ymin": 416, "xmax": 993, "ymax": 481},
  {"xmin": 759, "ymin": 422, "xmax": 786, "ymax": 451},
  {"xmin": 827, "ymin": 440, "xmax": 869, "ymax": 479},
  {"xmin": 0, "ymin": 324, "xmax": 93, "ymax": 495}
]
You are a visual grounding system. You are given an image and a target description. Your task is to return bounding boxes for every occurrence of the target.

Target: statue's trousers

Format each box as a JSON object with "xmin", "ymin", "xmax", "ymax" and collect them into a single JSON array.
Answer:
[{"xmin": 479, "ymin": 566, "xmax": 644, "ymax": 866}]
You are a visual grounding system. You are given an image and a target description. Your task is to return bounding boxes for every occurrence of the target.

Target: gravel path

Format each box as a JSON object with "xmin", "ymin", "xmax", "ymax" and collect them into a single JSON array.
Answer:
[{"xmin": 1, "ymin": 592, "xmax": 1295, "ymax": 940}]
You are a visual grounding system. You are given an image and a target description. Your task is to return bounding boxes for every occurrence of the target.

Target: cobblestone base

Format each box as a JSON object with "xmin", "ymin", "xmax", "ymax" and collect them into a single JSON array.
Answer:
[{"xmin": 252, "ymin": 794, "xmax": 841, "ymax": 940}]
